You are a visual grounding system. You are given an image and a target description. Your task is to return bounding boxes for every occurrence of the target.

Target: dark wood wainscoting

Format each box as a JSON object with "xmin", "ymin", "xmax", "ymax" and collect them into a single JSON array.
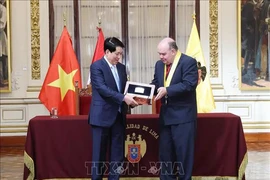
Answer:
[
  {"xmin": 245, "ymin": 133, "xmax": 270, "ymax": 143},
  {"xmin": 0, "ymin": 136, "xmax": 26, "ymax": 147}
]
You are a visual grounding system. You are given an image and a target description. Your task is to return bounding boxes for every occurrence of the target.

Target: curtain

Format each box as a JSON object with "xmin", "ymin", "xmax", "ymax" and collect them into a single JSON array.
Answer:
[
  {"xmin": 176, "ymin": 1, "xmax": 195, "ymax": 52},
  {"xmin": 128, "ymin": 0, "xmax": 170, "ymax": 114},
  {"xmin": 53, "ymin": 0, "xmax": 195, "ymax": 114},
  {"xmin": 53, "ymin": 1, "xmax": 74, "ymax": 49},
  {"xmin": 79, "ymin": 0, "xmax": 121, "ymax": 86},
  {"xmin": 128, "ymin": 0, "xmax": 195, "ymax": 114}
]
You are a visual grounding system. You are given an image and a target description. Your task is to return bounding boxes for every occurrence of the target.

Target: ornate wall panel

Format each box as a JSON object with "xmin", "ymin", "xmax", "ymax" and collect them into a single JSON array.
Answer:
[
  {"xmin": 209, "ymin": 0, "xmax": 218, "ymax": 77},
  {"xmin": 30, "ymin": 0, "xmax": 40, "ymax": 80}
]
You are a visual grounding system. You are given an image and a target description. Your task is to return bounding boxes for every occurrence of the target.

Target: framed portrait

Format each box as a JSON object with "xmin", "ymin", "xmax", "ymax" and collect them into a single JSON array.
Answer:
[
  {"xmin": 238, "ymin": 0, "xmax": 270, "ymax": 90},
  {"xmin": 0, "ymin": 0, "xmax": 11, "ymax": 92}
]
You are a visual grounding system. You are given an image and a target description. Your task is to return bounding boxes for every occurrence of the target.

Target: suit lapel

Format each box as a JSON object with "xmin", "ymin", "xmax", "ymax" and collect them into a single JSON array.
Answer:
[
  {"xmin": 169, "ymin": 57, "xmax": 181, "ymax": 85},
  {"xmin": 101, "ymin": 59, "xmax": 119, "ymax": 91},
  {"xmin": 102, "ymin": 58, "xmax": 114, "ymax": 78},
  {"xmin": 159, "ymin": 63, "xmax": 165, "ymax": 87}
]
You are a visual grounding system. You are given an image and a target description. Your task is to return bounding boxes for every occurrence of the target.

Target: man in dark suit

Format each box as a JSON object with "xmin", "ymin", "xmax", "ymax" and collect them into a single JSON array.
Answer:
[
  {"xmin": 88, "ymin": 37, "xmax": 138, "ymax": 180},
  {"xmin": 151, "ymin": 37, "xmax": 198, "ymax": 180}
]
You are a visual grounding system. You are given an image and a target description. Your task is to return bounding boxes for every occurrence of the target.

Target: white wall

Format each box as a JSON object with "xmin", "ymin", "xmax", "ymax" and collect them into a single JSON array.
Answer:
[
  {"xmin": 200, "ymin": 0, "xmax": 270, "ymax": 132},
  {"xmin": 0, "ymin": 1, "xmax": 49, "ymax": 136},
  {"xmin": 0, "ymin": 1, "xmax": 269, "ymax": 136}
]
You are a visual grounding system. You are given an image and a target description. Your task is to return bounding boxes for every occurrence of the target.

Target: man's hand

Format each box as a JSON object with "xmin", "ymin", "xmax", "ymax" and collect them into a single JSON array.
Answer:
[
  {"xmin": 154, "ymin": 87, "xmax": 167, "ymax": 101},
  {"xmin": 124, "ymin": 94, "xmax": 139, "ymax": 107},
  {"xmin": 133, "ymin": 97, "xmax": 150, "ymax": 105}
]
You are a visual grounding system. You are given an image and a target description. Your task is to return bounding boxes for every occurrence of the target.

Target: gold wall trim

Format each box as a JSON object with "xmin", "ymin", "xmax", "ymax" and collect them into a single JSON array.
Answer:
[
  {"xmin": 0, "ymin": 99, "xmax": 41, "ymax": 105},
  {"xmin": 243, "ymin": 125, "xmax": 270, "ymax": 129},
  {"xmin": 0, "ymin": 129, "xmax": 28, "ymax": 133},
  {"xmin": 242, "ymin": 121, "xmax": 270, "ymax": 124},
  {"xmin": 31, "ymin": 0, "xmax": 40, "ymax": 80},
  {"xmin": 0, "ymin": 125, "xmax": 28, "ymax": 128},
  {"xmin": 27, "ymin": 86, "xmax": 41, "ymax": 92},
  {"xmin": 214, "ymin": 98, "xmax": 270, "ymax": 102},
  {"xmin": 212, "ymin": 84, "xmax": 224, "ymax": 89},
  {"xmin": 209, "ymin": 0, "xmax": 218, "ymax": 77}
]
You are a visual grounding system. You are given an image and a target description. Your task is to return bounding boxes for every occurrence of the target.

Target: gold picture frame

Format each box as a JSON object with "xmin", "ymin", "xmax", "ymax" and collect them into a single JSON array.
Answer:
[
  {"xmin": 238, "ymin": 0, "xmax": 270, "ymax": 90},
  {"xmin": 0, "ymin": 0, "xmax": 11, "ymax": 92}
]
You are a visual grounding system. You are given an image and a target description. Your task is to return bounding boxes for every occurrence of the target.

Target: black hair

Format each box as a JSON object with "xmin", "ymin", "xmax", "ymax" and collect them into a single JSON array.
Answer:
[{"xmin": 104, "ymin": 37, "xmax": 124, "ymax": 53}]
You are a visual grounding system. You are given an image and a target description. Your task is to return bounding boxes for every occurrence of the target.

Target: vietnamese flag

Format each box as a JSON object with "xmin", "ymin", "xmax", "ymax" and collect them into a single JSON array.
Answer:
[{"xmin": 39, "ymin": 27, "xmax": 82, "ymax": 115}]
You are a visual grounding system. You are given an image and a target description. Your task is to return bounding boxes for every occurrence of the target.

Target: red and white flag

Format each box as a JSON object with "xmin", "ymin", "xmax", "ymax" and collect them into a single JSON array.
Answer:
[{"xmin": 87, "ymin": 27, "xmax": 104, "ymax": 84}]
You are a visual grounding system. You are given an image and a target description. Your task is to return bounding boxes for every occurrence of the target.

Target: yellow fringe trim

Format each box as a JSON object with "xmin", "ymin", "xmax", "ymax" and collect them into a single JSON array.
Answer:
[
  {"xmin": 43, "ymin": 178, "xmax": 159, "ymax": 180},
  {"xmin": 238, "ymin": 152, "xmax": 248, "ymax": 180},
  {"xmin": 24, "ymin": 151, "xmax": 35, "ymax": 180},
  {"xmin": 24, "ymin": 153, "xmax": 248, "ymax": 180},
  {"xmin": 192, "ymin": 176, "xmax": 237, "ymax": 180},
  {"xmin": 42, "ymin": 177, "xmax": 238, "ymax": 180}
]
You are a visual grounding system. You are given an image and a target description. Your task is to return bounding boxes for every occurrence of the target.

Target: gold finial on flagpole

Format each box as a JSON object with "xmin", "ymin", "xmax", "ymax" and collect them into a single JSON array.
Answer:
[
  {"xmin": 192, "ymin": 13, "xmax": 196, "ymax": 20},
  {"xmin": 98, "ymin": 16, "xmax": 102, "ymax": 28},
  {"xmin": 63, "ymin": 12, "xmax": 67, "ymax": 27}
]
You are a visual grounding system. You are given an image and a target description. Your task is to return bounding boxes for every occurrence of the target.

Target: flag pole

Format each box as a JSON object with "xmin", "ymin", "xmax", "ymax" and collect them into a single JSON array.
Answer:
[
  {"xmin": 192, "ymin": 13, "xmax": 196, "ymax": 20},
  {"xmin": 87, "ymin": 16, "xmax": 102, "ymax": 92},
  {"xmin": 98, "ymin": 15, "xmax": 102, "ymax": 28},
  {"xmin": 63, "ymin": 12, "xmax": 67, "ymax": 27}
]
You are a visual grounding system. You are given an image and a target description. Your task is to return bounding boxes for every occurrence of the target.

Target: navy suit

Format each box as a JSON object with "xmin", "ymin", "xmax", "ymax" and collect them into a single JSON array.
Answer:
[
  {"xmin": 88, "ymin": 58, "xmax": 128, "ymax": 180},
  {"xmin": 151, "ymin": 53, "xmax": 198, "ymax": 180}
]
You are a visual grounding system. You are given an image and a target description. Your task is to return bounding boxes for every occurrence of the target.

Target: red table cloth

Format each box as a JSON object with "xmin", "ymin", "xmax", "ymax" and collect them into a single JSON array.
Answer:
[{"xmin": 24, "ymin": 113, "xmax": 247, "ymax": 180}]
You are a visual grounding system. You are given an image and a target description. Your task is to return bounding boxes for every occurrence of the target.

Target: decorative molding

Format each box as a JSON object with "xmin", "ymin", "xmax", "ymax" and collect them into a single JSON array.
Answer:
[
  {"xmin": 212, "ymin": 84, "xmax": 224, "ymax": 89},
  {"xmin": 0, "ymin": 125, "xmax": 28, "ymax": 128},
  {"xmin": 0, "ymin": 98, "xmax": 41, "ymax": 105},
  {"xmin": 225, "ymin": 105, "xmax": 251, "ymax": 118},
  {"xmin": 11, "ymin": 76, "xmax": 20, "ymax": 91},
  {"xmin": 243, "ymin": 121, "xmax": 270, "ymax": 124},
  {"xmin": 243, "ymin": 125, "xmax": 270, "ymax": 129},
  {"xmin": 26, "ymin": 86, "xmax": 41, "ymax": 92},
  {"xmin": 1, "ymin": 108, "xmax": 26, "ymax": 122},
  {"xmin": 209, "ymin": 0, "xmax": 218, "ymax": 77},
  {"xmin": 31, "ymin": 0, "xmax": 41, "ymax": 80},
  {"xmin": 0, "ymin": 129, "xmax": 28, "ymax": 133},
  {"xmin": 243, "ymin": 122, "xmax": 270, "ymax": 130},
  {"xmin": 214, "ymin": 95, "xmax": 270, "ymax": 101}
]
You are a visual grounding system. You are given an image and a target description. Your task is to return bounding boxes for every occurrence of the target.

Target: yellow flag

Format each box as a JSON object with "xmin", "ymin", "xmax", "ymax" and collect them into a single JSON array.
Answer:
[{"xmin": 186, "ymin": 20, "xmax": 216, "ymax": 113}]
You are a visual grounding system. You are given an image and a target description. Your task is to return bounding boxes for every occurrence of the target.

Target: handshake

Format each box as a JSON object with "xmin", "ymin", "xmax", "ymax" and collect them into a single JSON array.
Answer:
[{"xmin": 123, "ymin": 81, "xmax": 155, "ymax": 107}]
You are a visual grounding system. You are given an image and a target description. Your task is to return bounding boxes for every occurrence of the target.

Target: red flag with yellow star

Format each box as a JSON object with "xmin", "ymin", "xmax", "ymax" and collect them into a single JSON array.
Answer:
[{"xmin": 39, "ymin": 27, "xmax": 82, "ymax": 115}]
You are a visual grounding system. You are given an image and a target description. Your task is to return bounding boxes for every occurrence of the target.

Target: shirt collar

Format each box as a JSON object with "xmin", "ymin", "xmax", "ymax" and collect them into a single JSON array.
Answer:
[{"xmin": 104, "ymin": 55, "xmax": 115, "ymax": 69}]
